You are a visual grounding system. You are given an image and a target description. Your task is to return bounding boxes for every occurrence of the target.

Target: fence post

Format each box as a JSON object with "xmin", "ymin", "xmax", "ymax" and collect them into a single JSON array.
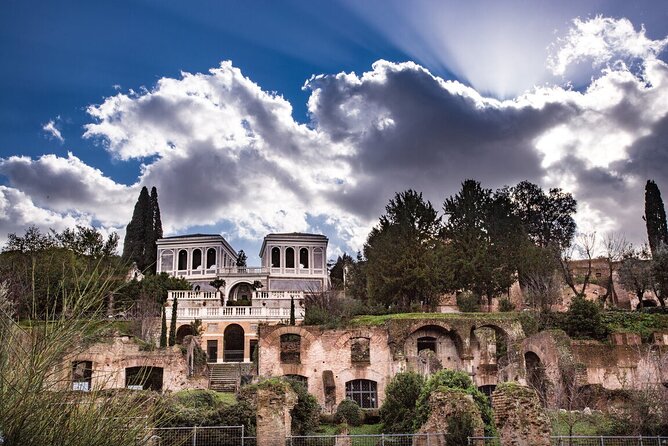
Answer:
[
  {"xmin": 381, "ymin": 433, "xmax": 384, "ymax": 446},
  {"xmin": 639, "ymin": 435, "xmax": 643, "ymax": 446},
  {"xmin": 241, "ymin": 425, "xmax": 244, "ymax": 446},
  {"xmin": 599, "ymin": 436, "xmax": 604, "ymax": 446},
  {"xmin": 192, "ymin": 426, "xmax": 197, "ymax": 446},
  {"xmin": 427, "ymin": 433, "xmax": 431, "ymax": 446}
]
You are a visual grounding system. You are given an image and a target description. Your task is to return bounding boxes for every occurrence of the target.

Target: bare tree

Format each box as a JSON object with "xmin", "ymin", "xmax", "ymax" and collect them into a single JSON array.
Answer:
[
  {"xmin": 600, "ymin": 233, "xmax": 630, "ymax": 307},
  {"xmin": 618, "ymin": 246, "xmax": 653, "ymax": 310},
  {"xmin": 560, "ymin": 232, "xmax": 597, "ymax": 297}
]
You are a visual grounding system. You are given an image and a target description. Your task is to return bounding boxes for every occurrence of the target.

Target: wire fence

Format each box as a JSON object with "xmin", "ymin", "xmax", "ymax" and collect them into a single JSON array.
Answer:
[
  {"xmin": 286, "ymin": 433, "xmax": 446, "ymax": 446},
  {"xmin": 140, "ymin": 426, "xmax": 245, "ymax": 446},
  {"xmin": 467, "ymin": 437, "xmax": 668, "ymax": 446}
]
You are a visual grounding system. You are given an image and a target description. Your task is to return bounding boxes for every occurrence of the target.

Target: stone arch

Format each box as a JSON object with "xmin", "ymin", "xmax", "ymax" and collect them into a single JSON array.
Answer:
[
  {"xmin": 404, "ymin": 324, "xmax": 465, "ymax": 373},
  {"xmin": 261, "ymin": 326, "xmax": 317, "ymax": 358},
  {"xmin": 285, "ymin": 247, "xmax": 295, "ymax": 268},
  {"xmin": 191, "ymin": 248, "xmax": 202, "ymax": 270},
  {"xmin": 271, "ymin": 247, "xmax": 281, "ymax": 267},
  {"xmin": 176, "ymin": 324, "xmax": 195, "ymax": 344},
  {"xmin": 470, "ymin": 323, "xmax": 517, "ymax": 382},
  {"xmin": 525, "ymin": 350, "xmax": 548, "ymax": 405},
  {"xmin": 227, "ymin": 281, "xmax": 253, "ymax": 303},
  {"xmin": 206, "ymin": 248, "xmax": 217, "ymax": 269},
  {"xmin": 177, "ymin": 249, "xmax": 188, "ymax": 270}
]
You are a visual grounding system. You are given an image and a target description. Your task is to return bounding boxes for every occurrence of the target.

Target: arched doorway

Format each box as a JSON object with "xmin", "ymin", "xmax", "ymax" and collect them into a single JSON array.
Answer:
[
  {"xmin": 525, "ymin": 351, "xmax": 547, "ymax": 405},
  {"xmin": 176, "ymin": 324, "xmax": 195, "ymax": 344},
  {"xmin": 224, "ymin": 324, "xmax": 245, "ymax": 362}
]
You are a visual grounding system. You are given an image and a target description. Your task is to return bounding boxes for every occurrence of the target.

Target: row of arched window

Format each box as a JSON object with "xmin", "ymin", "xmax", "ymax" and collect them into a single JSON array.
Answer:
[
  {"xmin": 160, "ymin": 248, "xmax": 234, "ymax": 272},
  {"xmin": 270, "ymin": 246, "xmax": 324, "ymax": 269}
]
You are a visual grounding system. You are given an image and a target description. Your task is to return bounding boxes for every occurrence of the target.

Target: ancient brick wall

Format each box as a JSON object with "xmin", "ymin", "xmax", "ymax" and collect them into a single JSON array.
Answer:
[{"xmin": 492, "ymin": 383, "xmax": 551, "ymax": 446}]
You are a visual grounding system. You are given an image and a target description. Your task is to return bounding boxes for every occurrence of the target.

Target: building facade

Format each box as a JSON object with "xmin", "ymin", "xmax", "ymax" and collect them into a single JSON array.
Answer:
[{"xmin": 160, "ymin": 232, "xmax": 328, "ymax": 364}]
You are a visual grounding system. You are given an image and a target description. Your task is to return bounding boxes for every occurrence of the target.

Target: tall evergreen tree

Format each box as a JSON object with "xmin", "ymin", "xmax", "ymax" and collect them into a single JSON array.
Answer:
[
  {"xmin": 236, "ymin": 250, "xmax": 247, "ymax": 267},
  {"xmin": 122, "ymin": 186, "xmax": 150, "ymax": 269},
  {"xmin": 644, "ymin": 180, "xmax": 668, "ymax": 256},
  {"xmin": 168, "ymin": 297, "xmax": 178, "ymax": 346},
  {"xmin": 122, "ymin": 186, "xmax": 163, "ymax": 273},
  {"xmin": 159, "ymin": 307, "xmax": 167, "ymax": 348}
]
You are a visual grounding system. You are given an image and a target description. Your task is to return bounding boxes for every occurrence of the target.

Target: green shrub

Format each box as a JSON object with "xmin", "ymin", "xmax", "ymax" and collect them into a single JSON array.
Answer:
[
  {"xmin": 456, "ymin": 292, "xmax": 480, "ymax": 313},
  {"xmin": 445, "ymin": 411, "xmax": 474, "ymax": 446},
  {"xmin": 380, "ymin": 372, "xmax": 425, "ymax": 433},
  {"xmin": 414, "ymin": 370, "xmax": 494, "ymax": 436},
  {"xmin": 498, "ymin": 298, "xmax": 515, "ymax": 312},
  {"xmin": 336, "ymin": 399, "xmax": 363, "ymax": 426},
  {"xmin": 287, "ymin": 380, "xmax": 321, "ymax": 435},
  {"xmin": 563, "ymin": 296, "xmax": 608, "ymax": 340}
]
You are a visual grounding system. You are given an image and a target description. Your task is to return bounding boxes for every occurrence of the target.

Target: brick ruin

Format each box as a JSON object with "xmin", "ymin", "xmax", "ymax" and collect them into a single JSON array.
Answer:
[{"xmin": 492, "ymin": 383, "xmax": 551, "ymax": 446}]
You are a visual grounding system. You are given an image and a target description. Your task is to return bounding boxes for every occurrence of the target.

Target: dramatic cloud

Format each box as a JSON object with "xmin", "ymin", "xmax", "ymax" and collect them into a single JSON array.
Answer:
[
  {"xmin": 1, "ymin": 16, "xmax": 667, "ymax": 255},
  {"xmin": 42, "ymin": 119, "xmax": 64, "ymax": 143}
]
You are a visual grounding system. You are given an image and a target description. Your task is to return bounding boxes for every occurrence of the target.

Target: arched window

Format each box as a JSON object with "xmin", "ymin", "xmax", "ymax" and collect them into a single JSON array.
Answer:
[
  {"xmin": 345, "ymin": 379, "xmax": 377, "ymax": 408},
  {"xmin": 160, "ymin": 250, "xmax": 174, "ymax": 271},
  {"xmin": 299, "ymin": 248, "xmax": 309, "ymax": 268},
  {"xmin": 192, "ymin": 249, "xmax": 202, "ymax": 270},
  {"xmin": 313, "ymin": 247, "xmax": 323, "ymax": 269},
  {"xmin": 285, "ymin": 247, "xmax": 295, "ymax": 268},
  {"xmin": 206, "ymin": 248, "xmax": 217, "ymax": 269},
  {"xmin": 271, "ymin": 247, "xmax": 281, "ymax": 268},
  {"xmin": 178, "ymin": 250, "xmax": 188, "ymax": 270},
  {"xmin": 280, "ymin": 333, "xmax": 301, "ymax": 363}
]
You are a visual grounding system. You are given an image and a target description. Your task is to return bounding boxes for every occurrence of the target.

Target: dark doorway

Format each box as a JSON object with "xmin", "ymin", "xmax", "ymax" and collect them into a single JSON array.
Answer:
[
  {"xmin": 207, "ymin": 340, "xmax": 218, "ymax": 363},
  {"xmin": 224, "ymin": 324, "xmax": 245, "ymax": 362},
  {"xmin": 525, "ymin": 351, "xmax": 547, "ymax": 405},
  {"xmin": 125, "ymin": 366, "xmax": 163, "ymax": 391},
  {"xmin": 176, "ymin": 324, "xmax": 195, "ymax": 344},
  {"xmin": 417, "ymin": 336, "xmax": 437, "ymax": 354}
]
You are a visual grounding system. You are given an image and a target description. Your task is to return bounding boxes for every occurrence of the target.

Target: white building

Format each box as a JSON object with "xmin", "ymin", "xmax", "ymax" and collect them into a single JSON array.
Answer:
[{"xmin": 159, "ymin": 232, "xmax": 328, "ymax": 365}]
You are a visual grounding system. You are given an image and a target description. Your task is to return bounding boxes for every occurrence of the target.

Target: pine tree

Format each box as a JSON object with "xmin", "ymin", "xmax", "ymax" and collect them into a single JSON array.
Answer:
[
  {"xmin": 159, "ymin": 307, "xmax": 167, "ymax": 348},
  {"xmin": 645, "ymin": 180, "xmax": 668, "ymax": 256},
  {"xmin": 122, "ymin": 186, "xmax": 151, "ymax": 269},
  {"xmin": 168, "ymin": 297, "xmax": 178, "ymax": 346}
]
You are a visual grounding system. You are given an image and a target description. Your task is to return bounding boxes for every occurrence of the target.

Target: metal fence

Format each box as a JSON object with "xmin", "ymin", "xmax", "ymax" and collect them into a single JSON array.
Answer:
[
  {"xmin": 286, "ymin": 433, "xmax": 446, "ymax": 446},
  {"xmin": 467, "ymin": 437, "xmax": 668, "ymax": 446},
  {"xmin": 140, "ymin": 426, "xmax": 245, "ymax": 446}
]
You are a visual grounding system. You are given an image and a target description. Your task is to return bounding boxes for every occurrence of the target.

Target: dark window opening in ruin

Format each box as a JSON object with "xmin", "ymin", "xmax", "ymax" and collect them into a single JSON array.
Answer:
[
  {"xmin": 271, "ymin": 247, "xmax": 281, "ymax": 268},
  {"xmin": 192, "ymin": 248, "xmax": 202, "ymax": 270},
  {"xmin": 525, "ymin": 351, "xmax": 547, "ymax": 405},
  {"xmin": 417, "ymin": 336, "xmax": 437, "ymax": 354},
  {"xmin": 125, "ymin": 366, "xmax": 163, "ymax": 391},
  {"xmin": 224, "ymin": 324, "xmax": 245, "ymax": 362},
  {"xmin": 300, "ymin": 248, "xmax": 309, "ymax": 268},
  {"xmin": 351, "ymin": 337, "xmax": 371, "ymax": 364},
  {"xmin": 206, "ymin": 248, "xmax": 217, "ymax": 269},
  {"xmin": 72, "ymin": 360, "xmax": 93, "ymax": 391},
  {"xmin": 176, "ymin": 324, "xmax": 195, "ymax": 344},
  {"xmin": 345, "ymin": 379, "xmax": 378, "ymax": 409},
  {"xmin": 280, "ymin": 333, "xmax": 301, "ymax": 364},
  {"xmin": 178, "ymin": 250, "xmax": 188, "ymax": 270},
  {"xmin": 286, "ymin": 247, "xmax": 295, "ymax": 268},
  {"xmin": 478, "ymin": 385, "xmax": 496, "ymax": 398},
  {"xmin": 207, "ymin": 339, "xmax": 218, "ymax": 363},
  {"xmin": 250, "ymin": 340, "xmax": 259, "ymax": 372},
  {"xmin": 284, "ymin": 374, "xmax": 308, "ymax": 388}
]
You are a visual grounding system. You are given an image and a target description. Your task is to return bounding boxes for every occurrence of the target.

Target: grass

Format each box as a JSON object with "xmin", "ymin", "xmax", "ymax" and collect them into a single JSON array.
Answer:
[
  {"xmin": 350, "ymin": 312, "xmax": 520, "ymax": 326},
  {"xmin": 601, "ymin": 311, "xmax": 668, "ymax": 341},
  {"xmin": 317, "ymin": 423, "xmax": 384, "ymax": 435},
  {"xmin": 549, "ymin": 410, "xmax": 616, "ymax": 436}
]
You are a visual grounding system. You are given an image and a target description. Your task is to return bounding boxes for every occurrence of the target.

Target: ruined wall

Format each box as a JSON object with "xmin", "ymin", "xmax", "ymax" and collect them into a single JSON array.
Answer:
[
  {"xmin": 60, "ymin": 335, "xmax": 207, "ymax": 392},
  {"xmin": 415, "ymin": 389, "xmax": 485, "ymax": 446},
  {"xmin": 492, "ymin": 383, "xmax": 551, "ymax": 446}
]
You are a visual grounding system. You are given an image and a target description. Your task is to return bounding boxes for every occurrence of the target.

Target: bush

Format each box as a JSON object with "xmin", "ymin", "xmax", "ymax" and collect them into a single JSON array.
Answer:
[
  {"xmin": 498, "ymin": 298, "xmax": 515, "ymax": 312},
  {"xmin": 287, "ymin": 379, "xmax": 321, "ymax": 435},
  {"xmin": 380, "ymin": 372, "xmax": 425, "ymax": 433},
  {"xmin": 336, "ymin": 399, "xmax": 363, "ymax": 426},
  {"xmin": 414, "ymin": 370, "xmax": 494, "ymax": 436},
  {"xmin": 445, "ymin": 411, "xmax": 474, "ymax": 446},
  {"xmin": 563, "ymin": 296, "xmax": 608, "ymax": 340},
  {"xmin": 456, "ymin": 292, "xmax": 480, "ymax": 312}
]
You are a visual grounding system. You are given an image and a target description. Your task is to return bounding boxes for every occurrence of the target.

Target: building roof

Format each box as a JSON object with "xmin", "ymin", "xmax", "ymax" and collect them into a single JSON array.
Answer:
[
  {"xmin": 156, "ymin": 233, "xmax": 237, "ymax": 256},
  {"xmin": 259, "ymin": 232, "xmax": 328, "ymax": 257}
]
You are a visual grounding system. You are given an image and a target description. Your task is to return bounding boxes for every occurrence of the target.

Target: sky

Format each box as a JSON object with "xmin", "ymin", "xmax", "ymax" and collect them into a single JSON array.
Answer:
[{"xmin": 1, "ymin": 0, "xmax": 668, "ymax": 265}]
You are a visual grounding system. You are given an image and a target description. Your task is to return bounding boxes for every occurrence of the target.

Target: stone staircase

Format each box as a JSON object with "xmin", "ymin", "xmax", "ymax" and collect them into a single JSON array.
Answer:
[{"xmin": 208, "ymin": 363, "xmax": 239, "ymax": 393}]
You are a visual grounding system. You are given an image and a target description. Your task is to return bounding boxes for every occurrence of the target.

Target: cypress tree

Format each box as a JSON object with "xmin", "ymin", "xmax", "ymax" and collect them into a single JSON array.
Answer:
[
  {"xmin": 159, "ymin": 307, "xmax": 167, "ymax": 348},
  {"xmin": 289, "ymin": 295, "xmax": 295, "ymax": 325},
  {"xmin": 645, "ymin": 180, "xmax": 668, "ymax": 256},
  {"xmin": 123, "ymin": 186, "xmax": 151, "ymax": 269},
  {"xmin": 145, "ymin": 187, "xmax": 163, "ymax": 274},
  {"xmin": 168, "ymin": 297, "xmax": 178, "ymax": 346}
]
